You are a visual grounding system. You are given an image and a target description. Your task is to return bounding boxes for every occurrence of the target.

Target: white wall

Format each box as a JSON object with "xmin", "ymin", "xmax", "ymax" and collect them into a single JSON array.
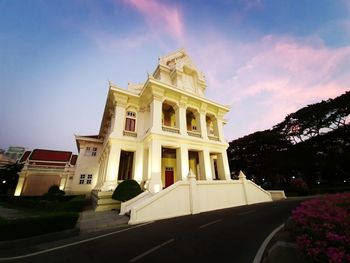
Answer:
[
  {"xmin": 130, "ymin": 182, "xmax": 191, "ymax": 223},
  {"xmin": 197, "ymin": 181, "xmax": 246, "ymax": 212},
  {"xmin": 68, "ymin": 142, "xmax": 102, "ymax": 195},
  {"xmin": 128, "ymin": 176, "xmax": 272, "ymax": 224}
]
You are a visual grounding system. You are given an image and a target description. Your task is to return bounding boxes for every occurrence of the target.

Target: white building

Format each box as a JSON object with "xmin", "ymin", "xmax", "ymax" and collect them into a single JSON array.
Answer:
[{"xmin": 66, "ymin": 49, "xmax": 277, "ymax": 217}]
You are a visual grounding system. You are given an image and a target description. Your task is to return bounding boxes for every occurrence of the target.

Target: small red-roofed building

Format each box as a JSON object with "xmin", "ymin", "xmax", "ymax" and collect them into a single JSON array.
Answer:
[{"xmin": 14, "ymin": 149, "xmax": 77, "ymax": 196}]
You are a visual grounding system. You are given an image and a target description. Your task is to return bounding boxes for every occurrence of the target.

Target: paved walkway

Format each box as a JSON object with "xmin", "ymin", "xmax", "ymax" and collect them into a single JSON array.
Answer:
[
  {"xmin": 77, "ymin": 209, "xmax": 129, "ymax": 233},
  {"xmin": 0, "ymin": 205, "xmax": 129, "ymax": 233}
]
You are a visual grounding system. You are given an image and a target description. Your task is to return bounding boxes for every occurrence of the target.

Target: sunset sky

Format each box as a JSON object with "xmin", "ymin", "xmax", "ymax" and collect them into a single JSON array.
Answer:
[{"xmin": 1, "ymin": 0, "xmax": 350, "ymax": 153}]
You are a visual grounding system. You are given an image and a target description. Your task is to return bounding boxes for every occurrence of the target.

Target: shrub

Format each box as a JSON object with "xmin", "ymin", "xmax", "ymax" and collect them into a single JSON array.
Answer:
[
  {"xmin": 292, "ymin": 193, "xmax": 350, "ymax": 263},
  {"xmin": 45, "ymin": 184, "xmax": 65, "ymax": 197},
  {"xmin": 0, "ymin": 195, "xmax": 86, "ymax": 212},
  {"xmin": 290, "ymin": 178, "xmax": 309, "ymax": 196},
  {"xmin": 0, "ymin": 212, "xmax": 79, "ymax": 241},
  {"xmin": 112, "ymin": 180, "xmax": 142, "ymax": 202}
]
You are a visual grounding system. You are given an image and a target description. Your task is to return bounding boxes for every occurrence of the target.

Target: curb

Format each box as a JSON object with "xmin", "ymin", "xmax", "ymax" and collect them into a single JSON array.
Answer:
[
  {"xmin": 253, "ymin": 224, "xmax": 284, "ymax": 263},
  {"xmin": 0, "ymin": 227, "xmax": 80, "ymax": 249}
]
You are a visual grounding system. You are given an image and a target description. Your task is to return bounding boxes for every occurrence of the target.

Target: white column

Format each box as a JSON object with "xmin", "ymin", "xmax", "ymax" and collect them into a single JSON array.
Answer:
[
  {"xmin": 147, "ymin": 140, "xmax": 162, "ymax": 193},
  {"xmin": 176, "ymin": 146, "xmax": 189, "ymax": 180},
  {"xmin": 133, "ymin": 144, "xmax": 144, "ymax": 184},
  {"xmin": 94, "ymin": 155, "xmax": 105, "ymax": 190},
  {"xmin": 219, "ymin": 150, "xmax": 231, "ymax": 180},
  {"xmin": 210, "ymin": 155, "xmax": 216, "ymax": 179},
  {"xmin": 198, "ymin": 149, "xmax": 213, "ymax": 180},
  {"xmin": 199, "ymin": 111, "xmax": 208, "ymax": 140},
  {"xmin": 14, "ymin": 174, "xmax": 25, "ymax": 196},
  {"xmin": 59, "ymin": 174, "xmax": 67, "ymax": 190},
  {"xmin": 109, "ymin": 109, "xmax": 115, "ymax": 136},
  {"xmin": 113, "ymin": 102, "xmax": 127, "ymax": 137},
  {"xmin": 101, "ymin": 144, "xmax": 122, "ymax": 191},
  {"xmin": 177, "ymin": 104, "xmax": 187, "ymax": 135},
  {"xmin": 188, "ymin": 170, "xmax": 200, "ymax": 214},
  {"xmin": 216, "ymin": 118, "xmax": 225, "ymax": 142},
  {"xmin": 150, "ymin": 97, "xmax": 163, "ymax": 133},
  {"xmin": 239, "ymin": 171, "xmax": 249, "ymax": 205}
]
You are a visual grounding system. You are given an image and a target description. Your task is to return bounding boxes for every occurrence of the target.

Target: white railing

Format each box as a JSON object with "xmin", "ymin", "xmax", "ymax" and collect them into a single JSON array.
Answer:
[
  {"xmin": 187, "ymin": 131, "xmax": 201, "ymax": 138},
  {"xmin": 123, "ymin": 130, "xmax": 137, "ymax": 137},
  {"xmin": 119, "ymin": 191, "xmax": 152, "ymax": 215},
  {"xmin": 208, "ymin": 135, "xmax": 220, "ymax": 141},
  {"xmin": 162, "ymin": 126, "xmax": 180, "ymax": 134}
]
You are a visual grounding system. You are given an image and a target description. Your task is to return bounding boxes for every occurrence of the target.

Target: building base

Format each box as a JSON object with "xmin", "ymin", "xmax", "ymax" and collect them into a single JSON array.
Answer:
[{"xmin": 91, "ymin": 190, "xmax": 121, "ymax": 212}]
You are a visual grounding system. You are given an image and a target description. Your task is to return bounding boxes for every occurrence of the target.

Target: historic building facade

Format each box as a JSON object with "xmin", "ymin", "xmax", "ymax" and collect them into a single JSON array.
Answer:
[
  {"xmin": 15, "ymin": 149, "xmax": 77, "ymax": 196},
  {"xmin": 68, "ymin": 49, "xmax": 232, "ymax": 209}
]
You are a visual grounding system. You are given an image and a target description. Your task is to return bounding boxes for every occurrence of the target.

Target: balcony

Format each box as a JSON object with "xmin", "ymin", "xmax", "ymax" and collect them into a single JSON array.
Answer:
[
  {"xmin": 162, "ymin": 126, "xmax": 180, "ymax": 134},
  {"xmin": 187, "ymin": 131, "xmax": 201, "ymax": 138},
  {"xmin": 208, "ymin": 135, "xmax": 220, "ymax": 141},
  {"xmin": 123, "ymin": 131, "xmax": 137, "ymax": 137}
]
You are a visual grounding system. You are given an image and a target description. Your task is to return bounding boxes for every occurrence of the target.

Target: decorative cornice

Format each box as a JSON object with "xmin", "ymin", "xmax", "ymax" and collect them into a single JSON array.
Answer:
[
  {"xmin": 151, "ymin": 85, "xmax": 165, "ymax": 101},
  {"xmin": 113, "ymin": 93, "xmax": 128, "ymax": 107}
]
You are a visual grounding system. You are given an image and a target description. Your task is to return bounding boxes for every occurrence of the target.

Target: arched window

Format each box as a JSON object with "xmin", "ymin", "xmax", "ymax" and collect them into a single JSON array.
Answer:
[{"xmin": 125, "ymin": 111, "xmax": 136, "ymax": 132}]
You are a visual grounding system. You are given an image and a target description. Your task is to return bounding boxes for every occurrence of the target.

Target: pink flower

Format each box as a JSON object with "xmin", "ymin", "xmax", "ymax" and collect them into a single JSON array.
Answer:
[{"xmin": 291, "ymin": 193, "xmax": 350, "ymax": 262}]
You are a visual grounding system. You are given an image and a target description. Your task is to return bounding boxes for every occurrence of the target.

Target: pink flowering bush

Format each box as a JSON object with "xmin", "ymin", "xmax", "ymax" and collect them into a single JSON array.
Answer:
[{"xmin": 292, "ymin": 193, "xmax": 350, "ymax": 263}]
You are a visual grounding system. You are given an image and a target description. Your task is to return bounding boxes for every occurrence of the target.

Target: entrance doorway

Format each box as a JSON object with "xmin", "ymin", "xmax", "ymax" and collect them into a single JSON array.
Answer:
[
  {"xmin": 165, "ymin": 167, "xmax": 174, "ymax": 188},
  {"xmin": 162, "ymin": 148, "xmax": 176, "ymax": 188},
  {"xmin": 118, "ymin": 151, "xmax": 134, "ymax": 181}
]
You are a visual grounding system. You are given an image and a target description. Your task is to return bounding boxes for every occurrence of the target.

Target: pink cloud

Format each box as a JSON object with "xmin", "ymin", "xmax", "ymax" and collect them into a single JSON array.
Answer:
[
  {"xmin": 124, "ymin": 0, "xmax": 184, "ymax": 41},
  {"xmin": 189, "ymin": 34, "xmax": 350, "ymax": 140}
]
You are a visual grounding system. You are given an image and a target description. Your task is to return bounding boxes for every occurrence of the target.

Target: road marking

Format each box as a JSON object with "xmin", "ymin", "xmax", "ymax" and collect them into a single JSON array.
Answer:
[
  {"xmin": 129, "ymin": 238, "xmax": 175, "ymax": 262},
  {"xmin": 253, "ymin": 224, "xmax": 285, "ymax": 263},
  {"xmin": 237, "ymin": 210, "xmax": 255, "ymax": 216},
  {"xmin": 0, "ymin": 222, "xmax": 154, "ymax": 261},
  {"xmin": 199, "ymin": 219, "xmax": 222, "ymax": 229}
]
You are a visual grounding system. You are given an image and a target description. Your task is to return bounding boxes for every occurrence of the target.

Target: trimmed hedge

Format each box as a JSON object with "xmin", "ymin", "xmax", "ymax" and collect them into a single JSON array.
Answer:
[
  {"xmin": 112, "ymin": 180, "xmax": 142, "ymax": 202},
  {"xmin": 0, "ymin": 195, "xmax": 86, "ymax": 212},
  {"xmin": 0, "ymin": 212, "xmax": 79, "ymax": 241}
]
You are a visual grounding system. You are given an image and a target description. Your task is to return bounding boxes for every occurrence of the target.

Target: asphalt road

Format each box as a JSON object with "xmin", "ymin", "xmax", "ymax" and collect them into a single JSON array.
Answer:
[{"xmin": 1, "ymin": 199, "xmax": 305, "ymax": 263}]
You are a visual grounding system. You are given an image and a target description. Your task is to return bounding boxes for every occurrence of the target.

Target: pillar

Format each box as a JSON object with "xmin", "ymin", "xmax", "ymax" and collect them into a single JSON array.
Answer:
[
  {"xmin": 188, "ymin": 170, "xmax": 200, "ymax": 214},
  {"xmin": 217, "ymin": 151, "xmax": 231, "ymax": 180},
  {"xmin": 216, "ymin": 118, "xmax": 225, "ymax": 142},
  {"xmin": 59, "ymin": 174, "xmax": 67, "ymax": 190},
  {"xmin": 94, "ymin": 157, "xmax": 103, "ymax": 190},
  {"xmin": 199, "ymin": 111, "xmax": 208, "ymax": 140},
  {"xmin": 113, "ymin": 101, "xmax": 127, "ymax": 137},
  {"xmin": 176, "ymin": 145, "xmax": 189, "ymax": 180},
  {"xmin": 150, "ymin": 97, "xmax": 163, "ymax": 133},
  {"xmin": 133, "ymin": 145, "xmax": 144, "ymax": 184},
  {"xmin": 100, "ymin": 144, "xmax": 122, "ymax": 191},
  {"xmin": 14, "ymin": 174, "xmax": 25, "ymax": 196},
  {"xmin": 210, "ymin": 155, "xmax": 216, "ymax": 179},
  {"xmin": 177, "ymin": 103, "xmax": 187, "ymax": 135},
  {"xmin": 147, "ymin": 140, "xmax": 162, "ymax": 194},
  {"xmin": 198, "ymin": 149, "xmax": 213, "ymax": 180},
  {"xmin": 239, "ymin": 171, "xmax": 249, "ymax": 205}
]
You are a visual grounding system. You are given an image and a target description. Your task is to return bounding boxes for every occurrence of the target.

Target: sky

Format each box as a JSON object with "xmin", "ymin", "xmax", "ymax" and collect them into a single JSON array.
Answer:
[{"xmin": 1, "ymin": 0, "xmax": 350, "ymax": 153}]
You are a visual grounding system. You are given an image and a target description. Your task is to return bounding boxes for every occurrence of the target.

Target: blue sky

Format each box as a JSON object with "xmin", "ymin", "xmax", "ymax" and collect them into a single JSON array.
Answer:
[{"xmin": 1, "ymin": 0, "xmax": 350, "ymax": 153}]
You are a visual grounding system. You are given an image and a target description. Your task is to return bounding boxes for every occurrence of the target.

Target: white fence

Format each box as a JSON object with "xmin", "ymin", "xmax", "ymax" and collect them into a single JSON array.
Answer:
[{"xmin": 128, "ymin": 171, "xmax": 273, "ymax": 224}]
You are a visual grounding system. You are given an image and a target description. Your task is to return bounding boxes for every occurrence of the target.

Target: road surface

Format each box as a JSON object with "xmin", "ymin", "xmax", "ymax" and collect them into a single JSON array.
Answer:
[{"xmin": 1, "ymin": 199, "xmax": 305, "ymax": 263}]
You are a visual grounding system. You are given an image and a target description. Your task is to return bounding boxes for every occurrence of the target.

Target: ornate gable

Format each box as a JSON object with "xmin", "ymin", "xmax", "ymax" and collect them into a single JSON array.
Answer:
[{"xmin": 154, "ymin": 49, "xmax": 207, "ymax": 97}]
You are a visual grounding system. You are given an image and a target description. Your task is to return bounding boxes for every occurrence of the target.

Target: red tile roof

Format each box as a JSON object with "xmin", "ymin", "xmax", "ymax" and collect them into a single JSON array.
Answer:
[
  {"xmin": 19, "ymin": 151, "xmax": 31, "ymax": 163},
  {"xmin": 29, "ymin": 149, "xmax": 72, "ymax": 162}
]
